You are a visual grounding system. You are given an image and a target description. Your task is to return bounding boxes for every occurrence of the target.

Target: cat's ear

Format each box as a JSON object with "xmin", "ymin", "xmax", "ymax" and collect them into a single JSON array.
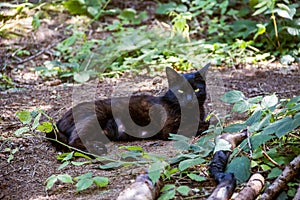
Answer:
[
  {"xmin": 198, "ymin": 63, "xmax": 210, "ymax": 78},
  {"xmin": 166, "ymin": 67, "xmax": 182, "ymax": 84}
]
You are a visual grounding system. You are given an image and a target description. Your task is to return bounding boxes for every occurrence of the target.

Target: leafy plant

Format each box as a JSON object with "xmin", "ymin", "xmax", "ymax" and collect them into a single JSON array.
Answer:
[
  {"xmin": 45, "ymin": 172, "xmax": 108, "ymax": 192},
  {"xmin": 169, "ymin": 11, "xmax": 192, "ymax": 41},
  {"xmin": 222, "ymin": 91, "xmax": 300, "ymax": 185},
  {"xmin": 251, "ymin": 0, "xmax": 300, "ymax": 57},
  {"xmin": 63, "ymin": 0, "xmax": 108, "ymax": 19},
  {"xmin": 14, "ymin": 110, "xmax": 53, "ymax": 137},
  {"xmin": 117, "ymin": 8, "xmax": 147, "ymax": 25}
]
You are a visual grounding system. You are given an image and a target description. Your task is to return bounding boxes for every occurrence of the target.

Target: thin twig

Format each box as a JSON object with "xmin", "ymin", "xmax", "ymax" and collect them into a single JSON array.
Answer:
[
  {"xmin": 246, "ymin": 128, "xmax": 253, "ymax": 157},
  {"xmin": 262, "ymin": 148, "xmax": 281, "ymax": 168},
  {"xmin": 14, "ymin": 37, "xmax": 66, "ymax": 65}
]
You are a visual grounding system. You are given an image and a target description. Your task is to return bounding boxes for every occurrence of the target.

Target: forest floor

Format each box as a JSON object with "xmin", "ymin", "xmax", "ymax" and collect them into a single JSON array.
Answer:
[
  {"xmin": 1, "ymin": 58, "xmax": 299, "ymax": 200},
  {"xmin": 0, "ymin": 3, "xmax": 299, "ymax": 200}
]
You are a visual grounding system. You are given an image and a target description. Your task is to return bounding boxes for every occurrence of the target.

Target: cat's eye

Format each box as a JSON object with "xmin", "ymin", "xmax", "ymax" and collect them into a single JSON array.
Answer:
[
  {"xmin": 178, "ymin": 89, "xmax": 184, "ymax": 93},
  {"xmin": 194, "ymin": 88, "xmax": 200, "ymax": 92}
]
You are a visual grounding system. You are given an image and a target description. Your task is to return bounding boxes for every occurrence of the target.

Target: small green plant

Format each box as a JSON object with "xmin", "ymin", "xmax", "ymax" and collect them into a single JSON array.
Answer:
[
  {"xmin": 46, "ymin": 172, "xmax": 109, "ymax": 192},
  {"xmin": 4, "ymin": 147, "xmax": 19, "ymax": 163},
  {"xmin": 14, "ymin": 110, "xmax": 53, "ymax": 137},
  {"xmin": 169, "ymin": 11, "xmax": 192, "ymax": 41},
  {"xmin": 0, "ymin": 73, "xmax": 14, "ymax": 91}
]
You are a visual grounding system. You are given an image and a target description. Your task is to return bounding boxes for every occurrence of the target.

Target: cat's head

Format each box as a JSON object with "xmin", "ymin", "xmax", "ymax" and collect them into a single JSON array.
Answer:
[{"xmin": 165, "ymin": 63, "xmax": 210, "ymax": 107}]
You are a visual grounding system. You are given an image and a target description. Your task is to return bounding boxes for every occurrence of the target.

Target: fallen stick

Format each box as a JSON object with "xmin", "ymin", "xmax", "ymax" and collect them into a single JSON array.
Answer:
[
  {"xmin": 208, "ymin": 129, "xmax": 248, "ymax": 200},
  {"xmin": 117, "ymin": 130, "xmax": 249, "ymax": 200},
  {"xmin": 234, "ymin": 173, "xmax": 265, "ymax": 200},
  {"xmin": 117, "ymin": 172, "xmax": 162, "ymax": 200},
  {"xmin": 258, "ymin": 154, "xmax": 300, "ymax": 200}
]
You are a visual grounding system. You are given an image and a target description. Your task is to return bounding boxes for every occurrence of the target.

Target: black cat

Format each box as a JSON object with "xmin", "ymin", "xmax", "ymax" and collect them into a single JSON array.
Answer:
[{"xmin": 48, "ymin": 64, "xmax": 210, "ymax": 155}]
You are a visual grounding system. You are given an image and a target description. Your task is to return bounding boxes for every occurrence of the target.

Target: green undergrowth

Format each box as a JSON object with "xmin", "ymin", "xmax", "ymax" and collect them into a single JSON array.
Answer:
[
  {"xmin": 0, "ymin": 0, "xmax": 299, "ymax": 85},
  {"xmin": 11, "ymin": 91, "xmax": 300, "ymax": 198}
]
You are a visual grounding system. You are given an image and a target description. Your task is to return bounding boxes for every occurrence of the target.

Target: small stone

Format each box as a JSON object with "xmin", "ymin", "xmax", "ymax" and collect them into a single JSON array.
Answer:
[{"xmin": 152, "ymin": 76, "xmax": 162, "ymax": 85}]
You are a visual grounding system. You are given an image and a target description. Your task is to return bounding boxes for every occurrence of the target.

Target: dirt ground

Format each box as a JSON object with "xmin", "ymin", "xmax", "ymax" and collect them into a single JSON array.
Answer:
[
  {"xmin": 1, "ymin": 61, "xmax": 299, "ymax": 200},
  {"xmin": 0, "ymin": 3, "xmax": 300, "ymax": 200}
]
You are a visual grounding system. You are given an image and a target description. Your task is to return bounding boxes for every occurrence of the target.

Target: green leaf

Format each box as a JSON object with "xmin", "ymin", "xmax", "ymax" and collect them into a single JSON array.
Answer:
[
  {"xmin": 58, "ymin": 161, "xmax": 70, "ymax": 170},
  {"xmin": 221, "ymin": 90, "xmax": 245, "ymax": 103},
  {"xmin": 292, "ymin": 113, "xmax": 300, "ymax": 129},
  {"xmin": 99, "ymin": 161, "xmax": 123, "ymax": 169},
  {"xmin": 274, "ymin": 5, "xmax": 296, "ymax": 20},
  {"xmin": 257, "ymin": 113, "xmax": 271, "ymax": 131},
  {"xmin": 267, "ymin": 167, "xmax": 282, "ymax": 179},
  {"xmin": 149, "ymin": 161, "xmax": 166, "ymax": 184},
  {"xmin": 250, "ymin": 133, "xmax": 275, "ymax": 150},
  {"xmin": 214, "ymin": 138, "xmax": 232, "ymax": 153},
  {"xmin": 74, "ymin": 152, "xmax": 92, "ymax": 159},
  {"xmin": 261, "ymin": 94, "xmax": 278, "ymax": 109},
  {"xmin": 87, "ymin": 6, "xmax": 98, "ymax": 17},
  {"xmin": 226, "ymin": 156, "xmax": 251, "ymax": 183},
  {"xmin": 176, "ymin": 185, "xmax": 190, "ymax": 196},
  {"xmin": 7, "ymin": 154, "xmax": 14, "ymax": 163},
  {"xmin": 169, "ymin": 134, "xmax": 189, "ymax": 141},
  {"xmin": 173, "ymin": 140, "xmax": 190, "ymax": 151},
  {"xmin": 74, "ymin": 71, "xmax": 90, "ymax": 83},
  {"xmin": 16, "ymin": 110, "xmax": 32, "ymax": 124},
  {"xmin": 275, "ymin": 117, "xmax": 293, "ymax": 138},
  {"xmin": 261, "ymin": 164, "xmax": 271, "ymax": 171},
  {"xmin": 187, "ymin": 173, "xmax": 206, "ymax": 182},
  {"xmin": 75, "ymin": 172, "xmax": 93, "ymax": 180},
  {"xmin": 158, "ymin": 184, "xmax": 176, "ymax": 200},
  {"xmin": 57, "ymin": 174, "xmax": 73, "ymax": 183},
  {"xmin": 252, "ymin": 5, "xmax": 268, "ymax": 16},
  {"xmin": 63, "ymin": 0, "xmax": 87, "ymax": 15},
  {"xmin": 232, "ymin": 100, "xmax": 249, "ymax": 113},
  {"xmin": 36, "ymin": 122, "xmax": 53, "ymax": 133},
  {"xmin": 156, "ymin": 2, "xmax": 177, "ymax": 14},
  {"xmin": 178, "ymin": 157, "xmax": 205, "ymax": 171},
  {"xmin": 118, "ymin": 8, "xmax": 136, "ymax": 21},
  {"xmin": 246, "ymin": 110, "xmax": 263, "ymax": 126},
  {"xmin": 32, "ymin": 113, "xmax": 41, "ymax": 130},
  {"xmin": 71, "ymin": 161, "xmax": 90, "ymax": 166},
  {"xmin": 32, "ymin": 13, "xmax": 40, "ymax": 30},
  {"xmin": 262, "ymin": 117, "xmax": 293, "ymax": 137},
  {"xmin": 248, "ymin": 96, "xmax": 263, "ymax": 103},
  {"xmin": 224, "ymin": 123, "xmax": 247, "ymax": 132},
  {"xmin": 287, "ymin": 27, "xmax": 300, "ymax": 36},
  {"xmin": 254, "ymin": 24, "xmax": 266, "ymax": 40},
  {"xmin": 76, "ymin": 178, "xmax": 93, "ymax": 192},
  {"xmin": 14, "ymin": 127, "xmax": 30, "ymax": 137},
  {"xmin": 119, "ymin": 145, "xmax": 143, "ymax": 151},
  {"xmin": 93, "ymin": 176, "xmax": 109, "ymax": 187},
  {"xmin": 62, "ymin": 151, "xmax": 74, "ymax": 161},
  {"xmin": 193, "ymin": 135, "xmax": 215, "ymax": 157},
  {"xmin": 46, "ymin": 175, "xmax": 58, "ymax": 190},
  {"xmin": 169, "ymin": 153, "xmax": 200, "ymax": 165},
  {"xmin": 58, "ymin": 35, "xmax": 77, "ymax": 50}
]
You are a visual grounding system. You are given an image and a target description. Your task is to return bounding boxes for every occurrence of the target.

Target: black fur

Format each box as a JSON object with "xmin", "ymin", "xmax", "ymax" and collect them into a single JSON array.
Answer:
[{"xmin": 48, "ymin": 64, "xmax": 210, "ymax": 154}]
